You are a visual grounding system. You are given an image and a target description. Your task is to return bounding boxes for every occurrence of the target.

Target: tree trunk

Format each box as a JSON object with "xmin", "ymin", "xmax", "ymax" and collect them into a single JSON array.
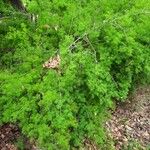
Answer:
[{"xmin": 9, "ymin": 0, "xmax": 26, "ymax": 12}]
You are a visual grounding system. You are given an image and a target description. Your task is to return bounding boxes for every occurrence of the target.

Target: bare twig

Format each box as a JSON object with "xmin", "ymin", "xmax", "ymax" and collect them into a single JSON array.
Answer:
[
  {"xmin": 68, "ymin": 33, "xmax": 87, "ymax": 51},
  {"xmin": 84, "ymin": 35, "xmax": 98, "ymax": 63}
]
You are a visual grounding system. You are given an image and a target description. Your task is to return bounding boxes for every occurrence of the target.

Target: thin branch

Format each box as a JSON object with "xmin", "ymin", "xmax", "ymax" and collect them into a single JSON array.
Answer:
[
  {"xmin": 68, "ymin": 33, "xmax": 87, "ymax": 51},
  {"xmin": 84, "ymin": 35, "xmax": 98, "ymax": 63}
]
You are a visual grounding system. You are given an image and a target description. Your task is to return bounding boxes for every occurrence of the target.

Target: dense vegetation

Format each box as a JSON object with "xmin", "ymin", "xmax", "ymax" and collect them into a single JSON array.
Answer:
[{"xmin": 0, "ymin": 0, "xmax": 150, "ymax": 149}]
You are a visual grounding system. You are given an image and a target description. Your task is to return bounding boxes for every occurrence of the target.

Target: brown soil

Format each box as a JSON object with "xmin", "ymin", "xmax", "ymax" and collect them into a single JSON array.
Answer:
[
  {"xmin": 0, "ymin": 124, "xmax": 37, "ymax": 150},
  {"xmin": 0, "ymin": 124, "xmax": 19, "ymax": 150},
  {"xmin": 106, "ymin": 86, "xmax": 150, "ymax": 150}
]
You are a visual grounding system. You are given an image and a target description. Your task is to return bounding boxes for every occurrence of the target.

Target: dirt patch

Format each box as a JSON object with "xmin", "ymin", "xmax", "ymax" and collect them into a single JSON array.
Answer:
[
  {"xmin": 0, "ymin": 124, "xmax": 19, "ymax": 150},
  {"xmin": 0, "ymin": 123, "xmax": 37, "ymax": 150},
  {"xmin": 106, "ymin": 86, "xmax": 150, "ymax": 150}
]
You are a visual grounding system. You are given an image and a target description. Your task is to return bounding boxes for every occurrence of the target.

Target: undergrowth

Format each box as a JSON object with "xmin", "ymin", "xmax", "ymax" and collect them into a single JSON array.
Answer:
[{"xmin": 0, "ymin": 0, "xmax": 150, "ymax": 149}]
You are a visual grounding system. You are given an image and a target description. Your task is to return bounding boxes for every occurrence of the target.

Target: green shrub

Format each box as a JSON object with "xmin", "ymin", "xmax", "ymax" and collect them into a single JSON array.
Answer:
[{"xmin": 0, "ymin": 0, "xmax": 150, "ymax": 149}]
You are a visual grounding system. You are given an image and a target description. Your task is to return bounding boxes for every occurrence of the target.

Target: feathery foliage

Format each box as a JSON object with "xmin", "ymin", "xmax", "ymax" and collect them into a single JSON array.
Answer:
[{"xmin": 0, "ymin": 0, "xmax": 150, "ymax": 149}]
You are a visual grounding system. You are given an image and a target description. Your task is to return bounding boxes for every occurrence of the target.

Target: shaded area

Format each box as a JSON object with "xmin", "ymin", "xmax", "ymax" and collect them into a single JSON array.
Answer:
[
  {"xmin": 0, "ymin": 124, "xmax": 19, "ymax": 150},
  {"xmin": 0, "ymin": 124, "xmax": 37, "ymax": 150}
]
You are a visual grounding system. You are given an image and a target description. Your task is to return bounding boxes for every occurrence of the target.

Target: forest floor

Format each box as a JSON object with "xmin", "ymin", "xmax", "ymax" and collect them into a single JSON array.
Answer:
[
  {"xmin": 106, "ymin": 86, "xmax": 150, "ymax": 150},
  {"xmin": 0, "ymin": 86, "xmax": 149, "ymax": 150}
]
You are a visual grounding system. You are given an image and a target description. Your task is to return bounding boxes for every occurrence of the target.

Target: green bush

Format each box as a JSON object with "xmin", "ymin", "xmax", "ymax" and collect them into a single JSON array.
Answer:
[{"xmin": 0, "ymin": 0, "xmax": 150, "ymax": 149}]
